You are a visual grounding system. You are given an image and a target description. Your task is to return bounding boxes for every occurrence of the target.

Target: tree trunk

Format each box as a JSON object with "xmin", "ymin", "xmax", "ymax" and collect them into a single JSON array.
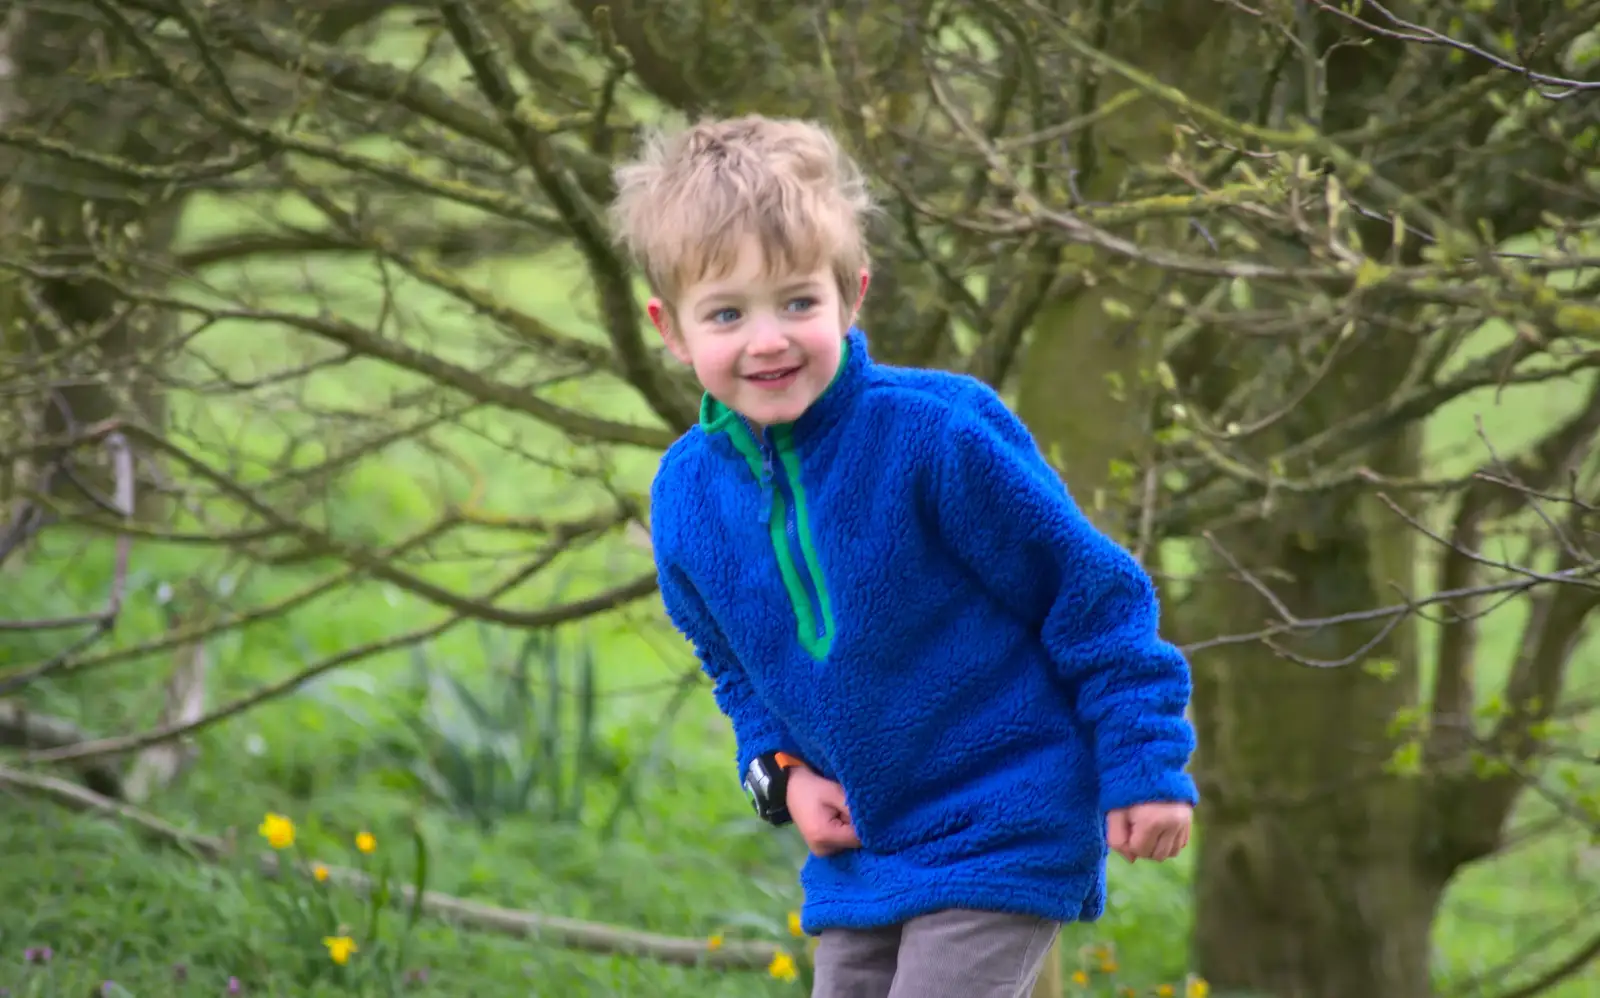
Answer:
[
  {"xmin": 1, "ymin": 9, "xmax": 28, "ymax": 525},
  {"xmin": 1185, "ymin": 440, "xmax": 1440, "ymax": 998},
  {"xmin": 1176, "ymin": 284, "xmax": 1435, "ymax": 998},
  {"xmin": 1002, "ymin": 1, "xmax": 1477, "ymax": 990},
  {"xmin": 0, "ymin": 6, "xmax": 182, "ymax": 526},
  {"xmin": 1193, "ymin": 809, "xmax": 1441, "ymax": 997},
  {"xmin": 1025, "ymin": 275, "xmax": 1442, "ymax": 998},
  {"xmin": 1166, "ymin": 8, "xmax": 1581, "ymax": 991}
]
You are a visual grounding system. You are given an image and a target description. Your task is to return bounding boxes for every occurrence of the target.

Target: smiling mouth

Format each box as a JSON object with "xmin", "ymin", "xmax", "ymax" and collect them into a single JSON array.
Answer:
[{"xmin": 746, "ymin": 366, "xmax": 802, "ymax": 382}]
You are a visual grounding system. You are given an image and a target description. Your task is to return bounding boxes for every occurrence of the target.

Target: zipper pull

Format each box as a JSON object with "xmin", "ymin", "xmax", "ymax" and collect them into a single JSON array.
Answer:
[{"xmin": 757, "ymin": 449, "xmax": 775, "ymax": 525}]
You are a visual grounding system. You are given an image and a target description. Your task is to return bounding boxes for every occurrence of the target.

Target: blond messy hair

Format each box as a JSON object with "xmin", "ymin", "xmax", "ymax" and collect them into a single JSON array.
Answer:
[{"xmin": 609, "ymin": 115, "xmax": 875, "ymax": 310}]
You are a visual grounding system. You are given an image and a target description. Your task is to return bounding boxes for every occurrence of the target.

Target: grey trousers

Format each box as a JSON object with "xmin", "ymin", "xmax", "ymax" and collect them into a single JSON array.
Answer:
[{"xmin": 811, "ymin": 909, "xmax": 1061, "ymax": 998}]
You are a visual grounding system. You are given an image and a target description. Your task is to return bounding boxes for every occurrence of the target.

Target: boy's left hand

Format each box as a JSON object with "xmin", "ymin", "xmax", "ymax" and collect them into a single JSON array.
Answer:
[{"xmin": 1106, "ymin": 802, "xmax": 1192, "ymax": 863}]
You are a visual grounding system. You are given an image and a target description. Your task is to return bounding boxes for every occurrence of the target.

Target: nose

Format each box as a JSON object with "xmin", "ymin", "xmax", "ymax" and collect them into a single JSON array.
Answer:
[{"xmin": 745, "ymin": 316, "xmax": 788, "ymax": 355}]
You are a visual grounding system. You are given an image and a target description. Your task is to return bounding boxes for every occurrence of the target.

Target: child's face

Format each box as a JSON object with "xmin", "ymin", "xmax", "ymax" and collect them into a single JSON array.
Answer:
[{"xmin": 650, "ymin": 235, "xmax": 868, "ymax": 431}]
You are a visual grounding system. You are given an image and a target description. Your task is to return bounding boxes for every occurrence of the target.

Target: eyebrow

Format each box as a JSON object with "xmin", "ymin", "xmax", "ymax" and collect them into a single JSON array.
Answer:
[
  {"xmin": 773, "ymin": 279, "xmax": 826, "ymax": 295},
  {"xmin": 694, "ymin": 278, "xmax": 825, "ymax": 304}
]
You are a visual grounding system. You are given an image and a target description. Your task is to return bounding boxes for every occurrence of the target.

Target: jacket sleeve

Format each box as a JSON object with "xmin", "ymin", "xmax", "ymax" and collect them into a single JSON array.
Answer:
[
  {"xmin": 657, "ymin": 557, "xmax": 802, "ymax": 787},
  {"xmin": 932, "ymin": 388, "xmax": 1199, "ymax": 813}
]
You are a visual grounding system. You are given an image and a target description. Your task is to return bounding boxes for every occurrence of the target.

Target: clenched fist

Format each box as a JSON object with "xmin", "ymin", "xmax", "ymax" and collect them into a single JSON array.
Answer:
[
  {"xmin": 786, "ymin": 767, "xmax": 862, "ymax": 857},
  {"xmin": 1107, "ymin": 801, "xmax": 1192, "ymax": 863}
]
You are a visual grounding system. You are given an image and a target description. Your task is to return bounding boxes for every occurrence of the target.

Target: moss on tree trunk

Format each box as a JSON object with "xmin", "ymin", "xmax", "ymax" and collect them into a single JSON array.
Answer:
[
  {"xmin": 0, "ymin": 7, "xmax": 184, "ymax": 525},
  {"xmin": 1186, "ymin": 452, "xmax": 1439, "ymax": 998}
]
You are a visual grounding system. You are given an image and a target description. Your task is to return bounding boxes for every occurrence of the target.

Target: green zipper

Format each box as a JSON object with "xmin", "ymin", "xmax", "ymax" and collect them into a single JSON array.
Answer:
[{"xmin": 723, "ymin": 421, "xmax": 835, "ymax": 661}]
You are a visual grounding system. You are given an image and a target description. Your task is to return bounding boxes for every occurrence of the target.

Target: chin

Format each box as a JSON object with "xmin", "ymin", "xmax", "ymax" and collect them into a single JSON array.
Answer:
[
  {"xmin": 752, "ymin": 407, "xmax": 798, "ymax": 427},
  {"xmin": 746, "ymin": 399, "xmax": 808, "ymax": 428}
]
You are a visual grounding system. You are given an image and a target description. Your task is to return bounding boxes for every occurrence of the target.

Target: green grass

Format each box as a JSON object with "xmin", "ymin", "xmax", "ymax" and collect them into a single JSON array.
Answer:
[
  {"xmin": 0, "ymin": 800, "xmax": 796, "ymax": 998},
  {"xmin": 4, "ymin": 138, "xmax": 1599, "ymax": 998}
]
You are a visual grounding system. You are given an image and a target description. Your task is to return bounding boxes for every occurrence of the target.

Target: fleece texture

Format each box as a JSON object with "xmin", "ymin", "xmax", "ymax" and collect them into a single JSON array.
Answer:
[{"xmin": 649, "ymin": 328, "xmax": 1198, "ymax": 934}]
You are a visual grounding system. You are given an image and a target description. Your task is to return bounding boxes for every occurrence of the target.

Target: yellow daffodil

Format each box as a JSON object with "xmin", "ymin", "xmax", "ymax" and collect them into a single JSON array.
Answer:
[
  {"xmin": 768, "ymin": 951, "xmax": 798, "ymax": 982},
  {"xmin": 1187, "ymin": 977, "xmax": 1211, "ymax": 998},
  {"xmin": 1089, "ymin": 941, "xmax": 1118, "ymax": 973},
  {"xmin": 707, "ymin": 934, "xmax": 724, "ymax": 951},
  {"xmin": 312, "ymin": 863, "xmax": 329, "ymax": 883},
  {"xmin": 355, "ymin": 831, "xmax": 376, "ymax": 854},
  {"xmin": 258, "ymin": 813, "xmax": 295, "ymax": 850},
  {"xmin": 322, "ymin": 935, "xmax": 358, "ymax": 965},
  {"xmin": 1158, "ymin": 985, "xmax": 1176, "ymax": 997},
  {"xmin": 787, "ymin": 911, "xmax": 803, "ymax": 937},
  {"xmin": 1071, "ymin": 969, "xmax": 1089, "ymax": 986}
]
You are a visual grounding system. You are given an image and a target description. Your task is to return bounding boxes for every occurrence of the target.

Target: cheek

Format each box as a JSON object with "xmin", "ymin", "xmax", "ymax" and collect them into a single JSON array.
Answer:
[
  {"xmin": 688, "ymin": 339, "xmax": 743, "ymax": 381},
  {"xmin": 800, "ymin": 319, "xmax": 845, "ymax": 358}
]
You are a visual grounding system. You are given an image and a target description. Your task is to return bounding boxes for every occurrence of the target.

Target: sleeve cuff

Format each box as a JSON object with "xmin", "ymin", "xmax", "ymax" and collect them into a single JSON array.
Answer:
[
  {"xmin": 1099, "ymin": 766, "xmax": 1200, "ymax": 813},
  {"xmin": 735, "ymin": 737, "xmax": 803, "ymax": 785}
]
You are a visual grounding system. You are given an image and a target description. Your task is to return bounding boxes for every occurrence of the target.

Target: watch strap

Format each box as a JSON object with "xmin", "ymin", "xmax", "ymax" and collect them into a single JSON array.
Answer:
[{"xmin": 746, "ymin": 752, "xmax": 796, "ymax": 826}]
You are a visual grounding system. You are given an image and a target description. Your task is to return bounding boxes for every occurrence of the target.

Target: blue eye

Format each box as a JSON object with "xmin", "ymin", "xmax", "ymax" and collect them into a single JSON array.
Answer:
[
  {"xmin": 711, "ymin": 307, "xmax": 741, "ymax": 324},
  {"xmin": 787, "ymin": 297, "xmax": 818, "ymax": 313}
]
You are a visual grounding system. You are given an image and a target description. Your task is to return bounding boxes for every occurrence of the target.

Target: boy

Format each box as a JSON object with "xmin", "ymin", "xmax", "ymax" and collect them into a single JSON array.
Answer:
[{"xmin": 610, "ymin": 116, "xmax": 1197, "ymax": 998}]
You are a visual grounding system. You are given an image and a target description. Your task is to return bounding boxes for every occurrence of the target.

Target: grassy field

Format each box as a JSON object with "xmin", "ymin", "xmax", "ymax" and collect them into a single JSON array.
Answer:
[{"xmin": 3, "ymin": 138, "xmax": 1599, "ymax": 998}]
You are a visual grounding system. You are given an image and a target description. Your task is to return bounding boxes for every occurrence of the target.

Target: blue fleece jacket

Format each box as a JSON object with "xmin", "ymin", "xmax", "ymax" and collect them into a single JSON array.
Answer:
[{"xmin": 649, "ymin": 328, "xmax": 1198, "ymax": 934}]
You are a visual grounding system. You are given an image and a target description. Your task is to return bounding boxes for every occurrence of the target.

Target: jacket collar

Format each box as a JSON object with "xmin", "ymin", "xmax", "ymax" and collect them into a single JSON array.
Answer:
[{"xmin": 698, "ymin": 327, "xmax": 869, "ymax": 457}]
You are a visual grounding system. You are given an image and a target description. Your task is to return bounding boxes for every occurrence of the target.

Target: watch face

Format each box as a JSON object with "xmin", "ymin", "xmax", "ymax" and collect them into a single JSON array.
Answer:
[
  {"xmin": 746, "ymin": 762, "xmax": 770, "ymax": 795},
  {"xmin": 745, "ymin": 760, "xmax": 774, "ymax": 814}
]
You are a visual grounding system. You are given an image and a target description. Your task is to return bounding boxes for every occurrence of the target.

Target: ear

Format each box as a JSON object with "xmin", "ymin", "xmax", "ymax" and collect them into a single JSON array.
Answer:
[
  {"xmin": 648, "ymin": 298, "xmax": 692, "ymax": 365},
  {"xmin": 847, "ymin": 268, "xmax": 871, "ymax": 326}
]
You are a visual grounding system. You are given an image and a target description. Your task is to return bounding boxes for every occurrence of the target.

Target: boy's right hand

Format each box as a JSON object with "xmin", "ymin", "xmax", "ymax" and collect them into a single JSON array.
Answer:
[{"xmin": 786, "ymin": 766, "xmax": 861, "ymax": 856}]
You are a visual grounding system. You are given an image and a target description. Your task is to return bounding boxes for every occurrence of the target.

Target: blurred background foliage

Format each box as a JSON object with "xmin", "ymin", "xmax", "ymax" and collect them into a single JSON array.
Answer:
[{"xmin": 1, "ymin": 1, "xmax": 1599, "ymax": 996}]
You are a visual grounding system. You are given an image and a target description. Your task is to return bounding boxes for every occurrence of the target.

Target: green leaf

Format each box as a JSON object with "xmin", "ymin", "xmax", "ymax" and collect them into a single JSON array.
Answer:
[
  {"xmin": 1228, "ymin": 277, "xmax": 1253, "ymax": 310},
  {"xmin": 1385, "ymin": 705, "xmax": 1421, "ymax": 738},
  {"xmin": 1155, "ymin": 361, "xmax": 1177, "ymax": 392},
  {"xmin": 1354, "ymin": 259, "xmax": 1392, "ymax": 289},
  {"xmin": 1363, "ymin": 658, "xmax": 1399, "ymax": 681},
  {"xmin": 1385, "ymin": 739, "xmax": 1423, "ymax": 777},
  {"xmin": 1100, "ymin": 297, "xmax": 1134, "ymax": 320},
  {"xmin": 404, "ymin": 822, "xmax": 430, "ymax": 933},
  {"xmin": 1469, "ymin": 751, "xmax": 1511, "ymax": 779}
]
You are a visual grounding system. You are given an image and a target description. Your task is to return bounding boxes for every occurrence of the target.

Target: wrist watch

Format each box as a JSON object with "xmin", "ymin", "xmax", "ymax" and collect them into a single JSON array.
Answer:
[{"xmin": 744, "ymin": 751, "xmax": 805, "ymax": 826}]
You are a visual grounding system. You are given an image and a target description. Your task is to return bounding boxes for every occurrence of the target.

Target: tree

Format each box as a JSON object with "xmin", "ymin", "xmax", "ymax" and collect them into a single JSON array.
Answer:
[
  {"xmin": 0, "ymin": 3, "xmax": 1597, "ymax": 997},
  {"xmin": 0, "ymin": 4, "xmax": 178, "ymax": 524},
  {"xmin": 0, "ymin": 3, "xmax": 397, "ymax": 526}
]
